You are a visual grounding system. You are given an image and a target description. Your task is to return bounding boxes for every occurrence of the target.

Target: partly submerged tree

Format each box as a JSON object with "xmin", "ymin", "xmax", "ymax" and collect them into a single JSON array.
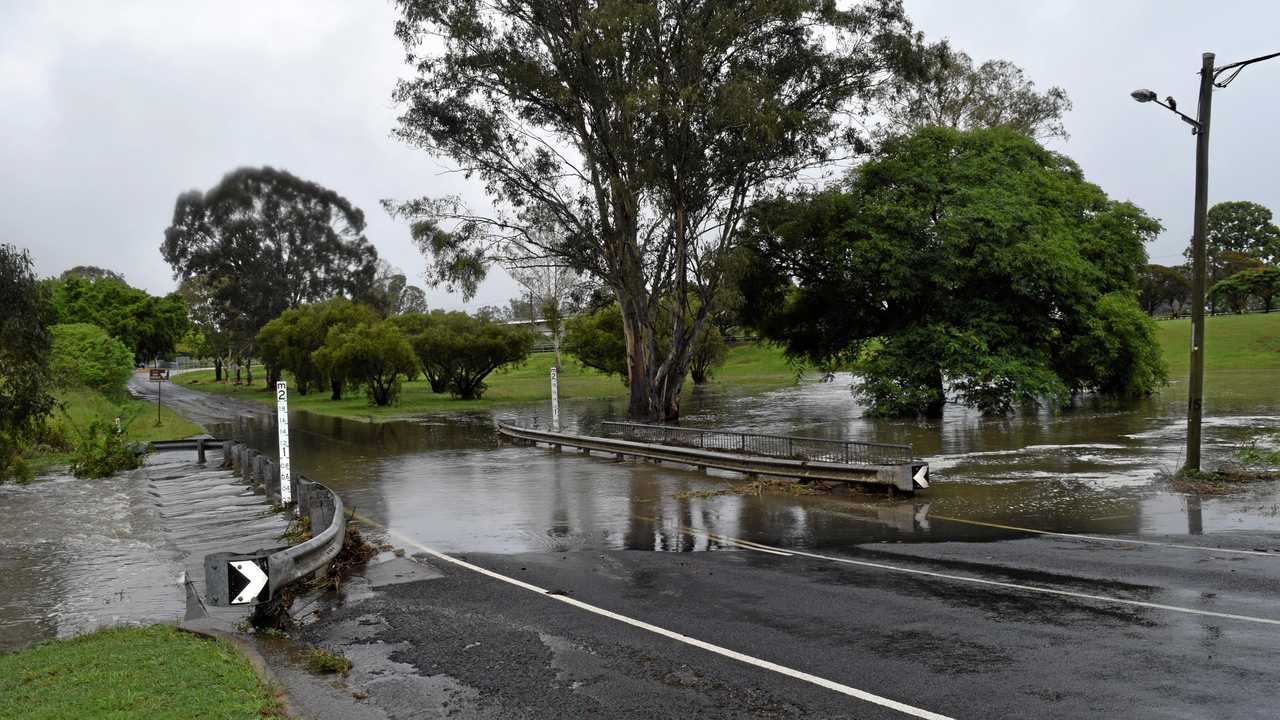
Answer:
[
  {"xmin": 401, "ymin": 311, "xmax": 535, "ymax": 400},
  {"xmin": 0, "ymin": 244, "xmax": 55, "ymax": 481},
  {"xmin": 880, "ymin": 38, "xmax": 1072, "ymax": 141},
  {"xmin": 741, "ymin": 127, "xmax": 1166, "ymax": 417},
  {"xmin": 386, "ymin": 0, "xmax": 916, "ymax": 421},
  {"xmin": 313, "ymin": 320, "xmax": 418, "ymax": 406},
  {"xmin": 161, "ymin": 167, "xmax": 380, "ymax": 383}
]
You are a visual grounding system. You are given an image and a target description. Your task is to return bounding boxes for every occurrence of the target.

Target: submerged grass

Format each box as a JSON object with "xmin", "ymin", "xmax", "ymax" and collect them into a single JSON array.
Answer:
[
  {"xmin": 0, "ymin": 625, "xmax": 283, "ymax": 720},
  {"xmin": 301, "ymin": 646, "xmax": 351, "ymax": 675},
  {"xmin": 673, "ymin": 477, "xmax": 831, "ymax": 500}
]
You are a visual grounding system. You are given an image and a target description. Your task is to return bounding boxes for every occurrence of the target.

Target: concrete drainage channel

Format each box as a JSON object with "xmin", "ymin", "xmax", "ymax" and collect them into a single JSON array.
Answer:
[{"xmin": 149, "ymin": 439, "xmax": 347, "ymax": 623}]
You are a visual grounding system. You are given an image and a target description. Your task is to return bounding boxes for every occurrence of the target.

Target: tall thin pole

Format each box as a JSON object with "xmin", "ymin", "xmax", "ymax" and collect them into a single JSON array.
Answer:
[{"xmin": 1185, "ymin": 52, "xmax": 1215, "ymax": 473}]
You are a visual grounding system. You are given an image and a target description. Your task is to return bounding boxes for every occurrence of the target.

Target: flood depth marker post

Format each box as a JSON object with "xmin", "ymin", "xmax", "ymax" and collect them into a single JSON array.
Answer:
[
  {"xmin": 276, "ymin": 381, "xmax": 292, "ymax": 505},
  {"xmin": 550, "ymin": 366, "xmax": 560, "ymax": 431}
]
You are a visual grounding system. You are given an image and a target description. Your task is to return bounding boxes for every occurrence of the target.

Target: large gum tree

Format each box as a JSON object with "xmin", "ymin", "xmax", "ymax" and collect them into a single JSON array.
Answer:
[{"xmin": 386, "ymin": 0, "xmax": 915, "ymax": 421}]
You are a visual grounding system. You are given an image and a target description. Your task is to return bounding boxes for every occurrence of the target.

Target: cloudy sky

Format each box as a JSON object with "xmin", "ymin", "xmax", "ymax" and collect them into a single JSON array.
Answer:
[{"xmin": 3, "ymin": 1, "xmax": 1278, "ymax": 308}]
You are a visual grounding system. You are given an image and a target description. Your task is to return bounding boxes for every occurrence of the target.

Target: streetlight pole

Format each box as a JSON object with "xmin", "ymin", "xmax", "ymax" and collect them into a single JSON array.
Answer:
[
  {"xmin": 1132, "ymin": 49, "xmax": 1280, "ymax": 474},
  {"xmin": 1185, "ymin": 52, "xmax": 1214, "ymax": 473}
]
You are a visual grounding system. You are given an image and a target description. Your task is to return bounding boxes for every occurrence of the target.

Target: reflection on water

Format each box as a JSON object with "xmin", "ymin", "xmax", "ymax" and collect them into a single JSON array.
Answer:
[
  {"xmin": 214, "ymin": 370, "xmax": 1280, "ymax": 555},
  {"xmin": 0, "ymin": 471, "xmax": 186, "ymax": 653}
]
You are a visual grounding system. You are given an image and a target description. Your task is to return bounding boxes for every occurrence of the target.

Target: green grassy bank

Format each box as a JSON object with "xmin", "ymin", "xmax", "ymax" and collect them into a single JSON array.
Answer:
[
  {"xmin": 26, "ymin": 384, "xmax": 204, "ymax": 475},
  {"xmin": 0, "ymin": 625, "xmax": 282, "ymax": 720},
  {"xmin": 176, "ymin": 342, "xmax": 801, "ymax": 421},
  {"xmin": 1156, "ymin": 312, "xmax": 1280, "ymax": 374},
  {"xmin": 177, "ymin": 313, "xmax": 1280, "ymax": 423}
]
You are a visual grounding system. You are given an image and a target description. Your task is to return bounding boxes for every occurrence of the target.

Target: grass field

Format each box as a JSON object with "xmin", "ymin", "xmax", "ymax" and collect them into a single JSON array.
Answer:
[
  {"xmin": 177, "ymin": 342, "xmax": 803, "ymax": 421},
  {"xmin": 1156, "ymin": 312, "xmax": 1280, "ymax": 374},
  {"xmin": 27, "ymin": 387, "xmax": 205, "ymax": 474},
  {"xmin": 0, "ymin": 625, "xmax": 282, "ymax": 720},
  {"xmin": 175, "ymin": 314, "xmax": 1280, "ymax": 423}
]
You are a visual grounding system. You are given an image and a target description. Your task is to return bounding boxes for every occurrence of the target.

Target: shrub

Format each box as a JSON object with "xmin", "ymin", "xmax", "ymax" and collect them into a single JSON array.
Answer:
[
  {"xmin": 49, "ymin": 323, "xmax": 134, "ymax": 401},
  {"xmin": 313, "ymin": 320, "xmax": 417, "ymax": 406},
  {"xmin": 404, "ymin": 311, "xmax": 535, "ymax": 400},
  {"xmin": 68, "ymin": 414, "xmax": 145, "ymax": 478}
]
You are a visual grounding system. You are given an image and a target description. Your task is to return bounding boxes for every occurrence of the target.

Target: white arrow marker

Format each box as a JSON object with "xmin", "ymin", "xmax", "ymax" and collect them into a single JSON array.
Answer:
[
  {"xmin": 229, "ymin": 560, "xmax": 268, "ymax": 605},
  {"xmin": 913, "ymin": 465, "xmax": 930, "ymax": 489}
]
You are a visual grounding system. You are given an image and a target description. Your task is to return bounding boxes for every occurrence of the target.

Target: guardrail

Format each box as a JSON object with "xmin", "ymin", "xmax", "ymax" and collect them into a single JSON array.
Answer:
[
  {"xmin": 197, "ymin": 440, "xmax": 346, "ymax": 608},
  {"xmin": 599, "ymin": 421, "xmax": 914, "ymax": 466},
  {"xmin": 498, "ymin": 422, "xmax": 928, "ymax": 493}
]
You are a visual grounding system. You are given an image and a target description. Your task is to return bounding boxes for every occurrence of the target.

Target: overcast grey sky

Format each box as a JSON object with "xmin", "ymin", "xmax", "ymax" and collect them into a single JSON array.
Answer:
[{"xmin": 3, "ymin": 1, "xmax": 1278, "ymax": 308}]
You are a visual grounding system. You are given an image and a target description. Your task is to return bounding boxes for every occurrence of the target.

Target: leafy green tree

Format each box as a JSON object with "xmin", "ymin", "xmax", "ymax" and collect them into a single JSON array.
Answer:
[
  {"xmin": 881, "ymin": 38, "xmax": 1072, "ymax": 141},
  {"xmin": 313, "ymin": 321, "xmax": 418, "ymax": 406},
  {"xmin": 0, "ymin": 244, "xmax": 55, "ymax": 481},
  {"xmin": 58, "ymin": 266, "xmax": 127, "ymax": 284},
  {"xmin": 1188, "ymin": 201, "xmax": 1280, "ymax": 284},
  {"xmin": 1211, "ymin": 266, "xmax": 1280, "ymax": 314},
  {"xmin": 362, "ymin": 261, "xmax": 429, "ymax": 317},
  {"xmin": 386, "ymin": 0, "xmax": 915, "ymax": 421},
  {"xmin": 564, "ymin": 305, "xmax": 630, "ymax": 379},
  {"xmin": 741, "ymin": 127, "xmax": 1166, "ymax": 417},
  {"xmin": 257, "ymin": 299, "xmax": 378, "ymax": 398},
  {"xmin": 161, "ymin": 167, "xmax": 380, "ymax": 384},
  {"xmin": 46, "ymin": 275, "xmax": 188, "ymax": 364},
  {"xmin": 1138, "ymin": 264, "xmax": 1190, "ymax": 316},
  {"xmin": 403, "ymin": 312, "xmax": 535, "ymax": 400},
  {"xmin": 389, "ymin": 312, "xmax": 444, "ymax": 391},
  {"xmin": 49, "ymin": 324, "xmax": 134, "ymax": 401}
]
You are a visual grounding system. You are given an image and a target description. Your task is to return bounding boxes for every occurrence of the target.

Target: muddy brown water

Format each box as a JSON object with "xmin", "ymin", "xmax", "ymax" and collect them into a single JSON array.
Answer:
[
  {"xmin": 3, "ymin": 369, "xmax": 1277, "ymax": 651},
  {"xmin": 211, "ymin": 369, "xmax": 1280, "ymax": 554}
]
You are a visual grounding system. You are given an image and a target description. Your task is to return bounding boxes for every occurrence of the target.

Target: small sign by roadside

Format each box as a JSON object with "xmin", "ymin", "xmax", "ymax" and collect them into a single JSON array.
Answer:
[
  {"xmin": 205, "ymin": 551, "xmax": 275, "ymax": 606},
  {"xmin": 149, "ymin": 368, "xmax": 168, "ymax": 382}
]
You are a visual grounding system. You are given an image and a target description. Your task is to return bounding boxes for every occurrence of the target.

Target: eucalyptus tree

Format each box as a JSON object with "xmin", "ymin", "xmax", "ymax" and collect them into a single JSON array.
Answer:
[
  {"xmin": 386, "ymin": 0, "xmax": 915, "ymax": 421},
  {"xmin": 880, "ymin": 38, "xmax": 1072, "ymax": 141},
  {"xmin": 161, "ymin": 167, "xmax": 379, "ymax": 383}
]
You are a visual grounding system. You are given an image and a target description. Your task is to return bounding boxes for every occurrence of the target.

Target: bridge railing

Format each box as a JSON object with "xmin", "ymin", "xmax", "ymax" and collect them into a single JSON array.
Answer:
[{"xmin": 598, "ymin": 421, "xmax": 913, "ymax": 466}]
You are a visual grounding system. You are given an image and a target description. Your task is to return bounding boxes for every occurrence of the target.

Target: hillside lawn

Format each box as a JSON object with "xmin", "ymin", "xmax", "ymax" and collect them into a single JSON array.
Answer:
[
  {"xmin": 27, "ymin": 386, "xmax": 205, "ymax": 474},
  {"xmin": 1156, "ymin": 312, "xmax": 1280, "ymax": 374},
  {"xmin": 177, "ymin": 313, "xmax": 1280, "ymax": 422}
]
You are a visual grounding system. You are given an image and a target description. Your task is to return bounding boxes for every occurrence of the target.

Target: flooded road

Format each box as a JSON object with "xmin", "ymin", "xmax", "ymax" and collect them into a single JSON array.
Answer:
[
  {"xmin": 211, "ymin": 368, "xmax": 1280, "ymax": 555},
  {"xmin": 0, "ymin": 470, "xmax": 187, "ymax": 653}
]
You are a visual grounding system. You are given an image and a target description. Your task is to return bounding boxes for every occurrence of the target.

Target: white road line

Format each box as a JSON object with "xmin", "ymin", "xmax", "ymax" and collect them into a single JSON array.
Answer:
[
  {"xmin": 721, "ymin": 536, "xmax": 1280, "ymax": 627},
  {"xmin": 927, "ymin": 514, "xmax": 1280, "ymax": 558},
  {"xmin": 381, "ymin": 527, "xmax": 954, "ymax": 720}
]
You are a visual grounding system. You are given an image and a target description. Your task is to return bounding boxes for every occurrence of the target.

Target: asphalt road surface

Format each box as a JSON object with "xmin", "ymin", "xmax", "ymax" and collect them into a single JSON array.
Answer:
[{"xmin": 134, "ymin": 373, "xmax": 1280, "ymax": 719}]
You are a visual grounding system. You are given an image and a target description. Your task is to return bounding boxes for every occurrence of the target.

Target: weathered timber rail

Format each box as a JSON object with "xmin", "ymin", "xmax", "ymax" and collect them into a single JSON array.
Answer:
[
  {"xmin": 497, "ymin": 422, "xmax": 929, "ymax": 494},
  {"xmin": 600, "ymin": 421, "xmax": 914, "ymax": 466}
]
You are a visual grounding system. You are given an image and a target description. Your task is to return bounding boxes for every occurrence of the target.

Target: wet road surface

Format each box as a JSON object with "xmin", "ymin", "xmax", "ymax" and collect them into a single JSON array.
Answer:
[{"xmin": 126, "ymin": 369, "xmax": 1280, "ymax": 718}]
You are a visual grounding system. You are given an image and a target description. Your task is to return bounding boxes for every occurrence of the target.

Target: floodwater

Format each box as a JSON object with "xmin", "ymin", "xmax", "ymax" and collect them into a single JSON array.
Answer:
[
  {"xmin": 2, "ymin": 368, "xmax": 1277, "ymax": 652},
  {"xmin": 210, "ymin": 368, "xmax": 1280, "ymax": 555},
  {"xmin": 0, "ymin": 470, "xmax": 187, "ymax": 653}
]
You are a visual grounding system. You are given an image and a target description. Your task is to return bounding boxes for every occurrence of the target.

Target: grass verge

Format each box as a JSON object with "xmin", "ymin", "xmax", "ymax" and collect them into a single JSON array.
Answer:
[
  {"xmin": 0, "ymin": 625, "xmax": 284, "ymax": 720},
  {"xmin": 26, "ymin": 387, "xmax": 205, "ymax": 476},
  {"xmin": 176, "ymin": 342, "xmax": 802, "ymax": 421}
]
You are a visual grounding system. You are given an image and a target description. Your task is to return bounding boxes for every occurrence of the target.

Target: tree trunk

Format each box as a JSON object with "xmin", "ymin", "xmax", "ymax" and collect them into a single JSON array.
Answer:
[
  {"xmin": 924, "ymin": 366, "xmax": 946, "ymax": 419},
  {"xmin": 330, "ymin": 379, "xmax": 343, "ymax": 401},
  {"xmin": 234, "ymin": 364, "xmax": 242, "ymax": 384},
  {"xmin": 266, "ymin": 365, "xmax": 280, "ymax": 389},
  {"xmin": 214, "ymin": 357, "xmax": 222, "ymax": 382},
  {"xmin": 245, "ymin": 359, "xmax": 253, "ymax": 385}
]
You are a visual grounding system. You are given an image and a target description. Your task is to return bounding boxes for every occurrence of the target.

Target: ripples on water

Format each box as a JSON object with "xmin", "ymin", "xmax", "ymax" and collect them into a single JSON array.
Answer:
[
  {"xmin": 0, "ymin": 471, "xmax": 186, "ymax": 652},
  {"xmin": 210, "ymin": 369, "xmax": 1280, "ymax": 555}
]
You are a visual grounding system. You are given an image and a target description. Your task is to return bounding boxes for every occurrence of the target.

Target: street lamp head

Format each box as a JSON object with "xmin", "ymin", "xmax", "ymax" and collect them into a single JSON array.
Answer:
[{"xmin": 1131, "ymin": 89, "xmax": 1158, "ymax": 103}]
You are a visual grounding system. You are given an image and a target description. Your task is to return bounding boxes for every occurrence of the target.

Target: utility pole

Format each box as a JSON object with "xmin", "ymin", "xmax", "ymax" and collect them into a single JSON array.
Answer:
[
  {"xmin": 1132, "ymin": 48, "xmax": 1280, "ymax": 473},
  {"xmin": 1185, "ymin": 52, "xmax": 1214, "ymax": 473}
]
